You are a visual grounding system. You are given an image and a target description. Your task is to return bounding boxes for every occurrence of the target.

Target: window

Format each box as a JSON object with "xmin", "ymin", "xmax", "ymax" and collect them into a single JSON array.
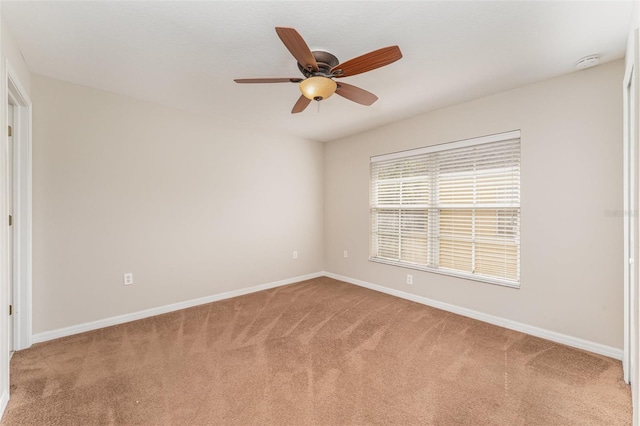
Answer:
[{"xmin": 370, "ymin": 131, "xmax": 521, "ymax": 287}]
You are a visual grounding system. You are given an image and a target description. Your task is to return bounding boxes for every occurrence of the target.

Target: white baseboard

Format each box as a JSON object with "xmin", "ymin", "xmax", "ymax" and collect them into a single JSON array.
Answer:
[
  {"xmin": 31, "ymin": 271, "xmax": 623, "ymax": 361},
  {"xmin": 0, "ymin": 391, "xmax": 8, "ymax": 421},
  {"xmin": 32, "ymin": 272, "xmax": 324, "ymax": 344},
  {"xmin": 324, "ymin": 272, "xmax": 623, "ymax": 360}
]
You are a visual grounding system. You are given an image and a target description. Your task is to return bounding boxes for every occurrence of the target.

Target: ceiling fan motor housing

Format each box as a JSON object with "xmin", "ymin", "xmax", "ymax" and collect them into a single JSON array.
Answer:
[{"xmin": 298, "ymin": 50, "xmax": 340, "ymax": 77}]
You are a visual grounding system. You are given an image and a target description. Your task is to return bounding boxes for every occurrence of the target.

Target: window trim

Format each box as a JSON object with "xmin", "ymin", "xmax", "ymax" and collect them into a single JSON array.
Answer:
[{"xmin": 369, "ymin": 130, "xmax": 521, "ymax": 288}]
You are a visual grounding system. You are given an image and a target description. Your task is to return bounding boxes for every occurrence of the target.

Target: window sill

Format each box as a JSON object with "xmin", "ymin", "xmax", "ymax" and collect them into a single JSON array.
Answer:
[{"xmin": 369, "ymin": 257, "xmax": 520, "ymax": 289}]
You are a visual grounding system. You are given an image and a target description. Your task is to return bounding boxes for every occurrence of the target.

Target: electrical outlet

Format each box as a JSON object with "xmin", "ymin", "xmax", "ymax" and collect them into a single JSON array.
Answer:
[
  {"xmin": 124, "ymin": 273, "xmax": 133, "ymax": 286},
  {"xmin": 343, "ymin": 250, "xmax": 348, "ymax": 258},
  {"xmin": 293, "ymin": 251, "xmax": 298, "ymax": 259},
  {"xmin": 406, "ymin": 274, "xmax": 413, "ymax": 285}
]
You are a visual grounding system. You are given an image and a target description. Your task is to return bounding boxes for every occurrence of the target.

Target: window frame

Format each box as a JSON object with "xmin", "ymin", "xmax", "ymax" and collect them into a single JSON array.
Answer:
[{"xmin": 369, "ymin": 130, "xmax": 521, "ymax": 288}]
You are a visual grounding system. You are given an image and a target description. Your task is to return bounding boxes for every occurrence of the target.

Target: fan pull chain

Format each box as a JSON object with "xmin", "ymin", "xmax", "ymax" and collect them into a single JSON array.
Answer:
[{"xmin": 317, "ymin": 101, "xmax": 321, "ymax": 113}]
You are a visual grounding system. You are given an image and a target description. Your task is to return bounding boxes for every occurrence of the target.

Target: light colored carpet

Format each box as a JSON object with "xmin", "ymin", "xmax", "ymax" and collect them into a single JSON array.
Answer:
[{"xmin": 1, "ymin": 277, "xmax": 632, "ymax": 425}]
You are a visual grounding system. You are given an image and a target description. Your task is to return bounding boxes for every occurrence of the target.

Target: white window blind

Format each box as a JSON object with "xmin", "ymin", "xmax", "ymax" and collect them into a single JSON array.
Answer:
[{"xmin": 370, "ymin": 131, "xmax": 521, "ymax": 287}]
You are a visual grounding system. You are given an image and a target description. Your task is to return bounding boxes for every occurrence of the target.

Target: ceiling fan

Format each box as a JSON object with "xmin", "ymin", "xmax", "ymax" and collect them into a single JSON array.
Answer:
[{"xmin": 234, "ymin": 27, "xmax": 402, "ymax": 114}]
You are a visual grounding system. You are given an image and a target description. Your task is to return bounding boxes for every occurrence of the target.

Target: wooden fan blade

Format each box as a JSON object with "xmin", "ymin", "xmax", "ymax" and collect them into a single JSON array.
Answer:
[
  {"xmin": 234, "ymin": 78, "xmax": 302, "ymax": 83},
  {"xmin": 275, "ymin": 27, "xmax": 319, "ymax": 72},
  {"xmin": 292, "ymin": 95, "xmax": 311, "ymax": 114},
  {"xmin": 331, "ymin": 46, "xmax": 402, "ymax": 78},
  {"xmin": 335, "ymin": 83, "xmax": 378, "ymax": 106}
]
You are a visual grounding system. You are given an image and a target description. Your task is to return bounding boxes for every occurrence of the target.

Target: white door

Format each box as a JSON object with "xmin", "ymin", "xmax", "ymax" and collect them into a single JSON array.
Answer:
[{"xmin": 631, "ymin": 63, "xmax": 640, "ymax": 426}]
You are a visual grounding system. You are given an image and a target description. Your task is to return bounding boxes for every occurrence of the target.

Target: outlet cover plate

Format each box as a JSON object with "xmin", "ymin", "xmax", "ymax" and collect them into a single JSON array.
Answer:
[{"xmin": 124, "ymin": 273, "xmax": 133, "ymax": 286}]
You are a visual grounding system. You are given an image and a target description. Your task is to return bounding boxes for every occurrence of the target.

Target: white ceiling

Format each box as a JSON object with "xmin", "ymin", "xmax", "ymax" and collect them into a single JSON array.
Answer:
[{"xmin": 2, "ymin": 1, "xmax": 634, "ymax": 142}]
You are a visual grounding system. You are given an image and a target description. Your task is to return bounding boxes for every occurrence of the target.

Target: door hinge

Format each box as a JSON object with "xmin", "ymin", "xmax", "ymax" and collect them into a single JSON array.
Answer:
[
  {"xmin": 8, "ymin": 215, "xmax": 12, "ymax": 226},
  {"xmin": 9, "ymin": 305, "xmax": 12, "ymax": 316},
  {"xmin": 7, "ymin": 126, "xmax": 12, "ymax": 137}
]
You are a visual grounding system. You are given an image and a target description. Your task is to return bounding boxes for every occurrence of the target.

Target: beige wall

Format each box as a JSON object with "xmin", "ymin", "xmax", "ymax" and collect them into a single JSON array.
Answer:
[
  {"xmin": 31, "ymin": 75, "xmax": 324, "ymax": 334},
  {"xmin": 324, "ymin": 59, "xmax": 624, "ymax": 349},
  {"xmin": 25, "ymin": 58, "xmax": 629, "ymax": 349}
]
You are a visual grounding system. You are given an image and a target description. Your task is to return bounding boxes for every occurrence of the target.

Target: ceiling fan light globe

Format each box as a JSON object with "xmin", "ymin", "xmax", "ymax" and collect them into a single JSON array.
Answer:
[{"xmin": 299, "ymin": 76, "xmax": 337, "ymax": 101}]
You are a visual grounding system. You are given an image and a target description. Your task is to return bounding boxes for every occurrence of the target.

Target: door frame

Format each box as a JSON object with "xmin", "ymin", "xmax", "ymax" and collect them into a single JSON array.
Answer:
[
  {"xmin": 623, "ymin": 26, "xmax": 640, "ymax": 425},
  {"xmin": 624, "ymin": 56, "xmax": 634, "ymax": 386},
  {"xmin": 6, "ymin": 61, "xmax": 32, "ymax": 352}
]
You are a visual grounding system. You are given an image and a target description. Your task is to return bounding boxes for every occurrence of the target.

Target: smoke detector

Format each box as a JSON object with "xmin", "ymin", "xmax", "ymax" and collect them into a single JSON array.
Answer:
[{"xmin": 576, "ymin": 55, "xmax": 600, "ymax": 70}]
